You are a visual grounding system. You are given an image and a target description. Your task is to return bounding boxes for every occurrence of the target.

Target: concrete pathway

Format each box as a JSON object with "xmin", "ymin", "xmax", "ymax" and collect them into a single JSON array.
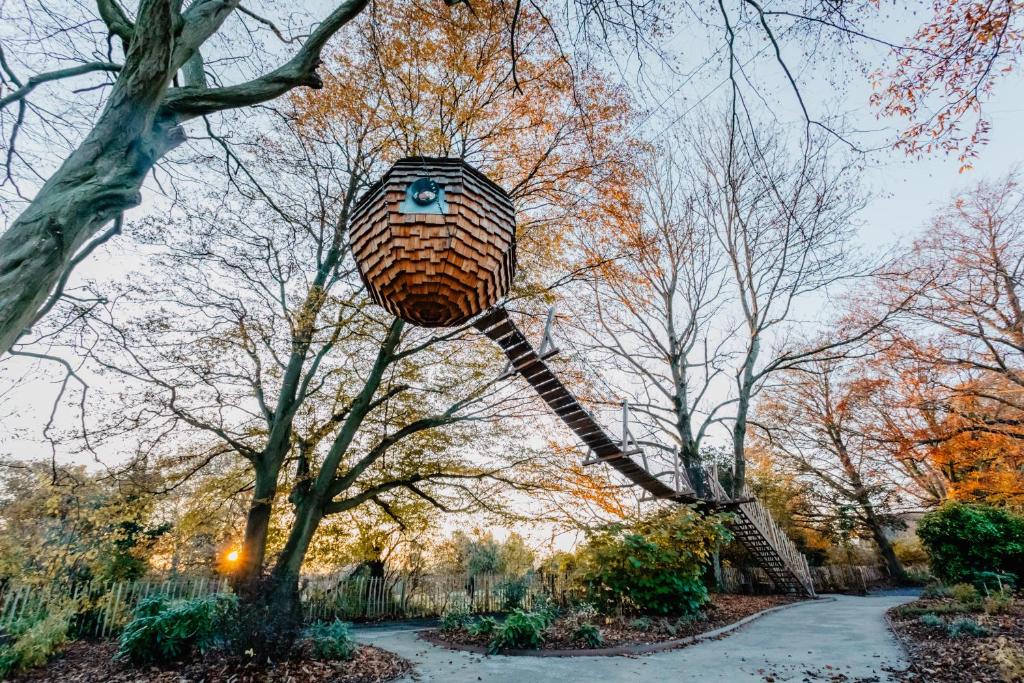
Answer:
[{"xmin": 355, "ymin": 593, "xmax": 916, "ymax": 682}]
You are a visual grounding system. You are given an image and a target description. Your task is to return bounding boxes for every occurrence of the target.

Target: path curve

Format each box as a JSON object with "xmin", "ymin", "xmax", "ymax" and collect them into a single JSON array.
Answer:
[{"xmin": 355, "ymin": 593, "xmax": 916, "ymax": 682}]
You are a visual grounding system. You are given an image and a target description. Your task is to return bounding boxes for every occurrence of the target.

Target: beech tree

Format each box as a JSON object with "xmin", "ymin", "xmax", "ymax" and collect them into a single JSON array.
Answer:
[
  {"xmin": 879, "ymin": 173, "xmax": 1024, "ymax": 438},
  {"xmin": 0, "ymin": 0, "xmax": 379, "ymax": 356},
  {"xmin": 2, "ymin": 0, "xmax": 1020, "ymax": 359},
  {"xmin": 850, "ymin": 174, "xmax": 1024, "ymax": 508}
]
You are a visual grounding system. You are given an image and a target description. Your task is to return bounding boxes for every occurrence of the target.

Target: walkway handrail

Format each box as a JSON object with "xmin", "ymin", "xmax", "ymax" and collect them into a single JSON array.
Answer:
[{"xmin": 475, "ymin": 308, "xmax": 815, "ymax": 597}]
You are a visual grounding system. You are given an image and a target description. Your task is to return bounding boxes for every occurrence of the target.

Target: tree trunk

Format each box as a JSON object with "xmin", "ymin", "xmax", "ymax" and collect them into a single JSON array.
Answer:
[
  {"xmin": 832, "ymin": 428, "xmax": 907, "ymax": 582},
  {"xmin": 232, "ymin": 491, "xmax": 324, "ymax": 653},
  {"xmin": 235, "ymin": 462, "xmax": 283, "ymax": 592},
  {"xmin": 0, "ymin": 120, "xmax": 184, "ymax": 353},
  {"xmin": 861, "ymin": 501, "xmax": 906, "ymax": 581},
  {"xmin": 731, "ymin": 399, "xmax": 750, "ymax": 499},
  {"xmin": 732, "ymin": 338, "xmax": 760, "ymax": 498},
  {"xmin": 0, "ymin": 3, "xmax": 185, "ymax": 355}
]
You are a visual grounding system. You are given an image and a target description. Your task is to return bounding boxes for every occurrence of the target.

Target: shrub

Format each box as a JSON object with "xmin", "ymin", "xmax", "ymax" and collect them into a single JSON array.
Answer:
[
  {"xmin": 985, "ymin": 591, "xmax": 1014, "ymax": 615},
  {"xmin": 575, "ymin": 506, "xmax": 731, "ymax": 615},
  {"xmin": 301, "ymin": 620, "xmax": 357, "ymax": 661},
  {"xmin": 917, "ymin": 613, "xmax": 944, "ymax": 629},
  {"xmin": 563, "ymin": 603, "xmax": 599, "ymax": 630},
  {"xmin": 573, "ymin": 622, "xmax": 603, "ymax": 648},
  {"xmin": 439, "ymin": 604, "xmax": 472, "ymax": 633},
  {"xmin": 488, "ymin": 609, "xmax": 547, "ymax": 653},
  {"xmin": 950, "ymin": 583, "xmax": 981, "ymax": 605},
  {"xmin": 628, "ymin": 616, "xmax": 652, "ymax": 631},
  {"xmin": 946, "ymin": 617, "xmax": 988, "ymax": 638},
  {"xmin": 921, "ymin": 582, "xmax": 953, "ymax": 599},
  {"xmin": 0, "ymin": 609, "xmax": 71, "ymax": 678},
  {"xmin": 116, "ymin": 592, "xmax": 238, "ymax": 665},
  {"xmin": 970, "ymin": 570, "xmax": 1017, "ymax": 593},
  {"xmin": 498, "ymin": 576, "xmax": 529, "ymax": 611},
  {"xmin": 918, "ymin": 503, "xmax": 1024, "ymax": 586},
  {"xmin": 897, "ymin": 602, "xmax": 973, "ymax": 618},
  {"xmin": 467, "ymin": 616, "xmax": 499, "ymax": 637},
  {"xmin": 533, "ymin": 595, "xmax": 560, "ymax": 625}
]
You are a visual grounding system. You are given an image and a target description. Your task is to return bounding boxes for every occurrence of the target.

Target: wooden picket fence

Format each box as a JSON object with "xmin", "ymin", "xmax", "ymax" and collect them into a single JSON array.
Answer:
[
  {"xmin": 0, "ymin": 576, "xmax": 229, "ymax": 639},
  {"xmin": 0, "ymin": 572, "xmax": 569, "ymax": 637},
  {"xmin": 302, "ymin": 571, "xmax": 573, "ymax": 621},
  {"xmin": 1, "ymin": 562, "xmax": 926, "ymax": 639}
]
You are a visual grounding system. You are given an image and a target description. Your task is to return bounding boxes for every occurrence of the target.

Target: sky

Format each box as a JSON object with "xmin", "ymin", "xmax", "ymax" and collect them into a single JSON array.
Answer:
[{"xmin": 1, "ymin": 2, "xmax": 1023, "ymax": 552}]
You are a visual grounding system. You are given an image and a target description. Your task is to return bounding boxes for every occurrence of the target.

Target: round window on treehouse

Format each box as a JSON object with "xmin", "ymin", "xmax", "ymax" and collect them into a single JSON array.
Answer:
[
  {"xmin": 409, "ymin": 178, "xmax": 439, "ymax": 206},
  {"xmin": 348, "ymin": 157, "xmax": 517, "ymax": 328}
]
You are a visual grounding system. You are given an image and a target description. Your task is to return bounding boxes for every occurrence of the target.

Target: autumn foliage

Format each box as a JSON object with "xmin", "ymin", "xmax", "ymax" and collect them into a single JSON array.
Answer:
[
  {"xmin": 866, "ymin": 173, "xmax": 1024, "ymax": 508},
  {"xmin": 871, "ymin": 0, "xmax": 1023, "ymax": 168}
]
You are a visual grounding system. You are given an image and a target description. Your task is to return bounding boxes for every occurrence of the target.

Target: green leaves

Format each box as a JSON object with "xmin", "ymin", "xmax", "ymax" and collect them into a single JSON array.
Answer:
[
  {"xmin": 918, "ymin": 502, "xmax": 1024, "ymax": 588},
  {"xmin": 572, "ymin": 622, "xmax": 603, "ymax": 648},
  {"xmin": 300, "ymin": 619, "xmax": 357, "ymax": 661},
  {"xmin": 487, "ymin": 609, "xmax": 549, "ymax": 654},
  {"xmin": 574, "ymin": 505, "xmax": 731, "ymax": 615},
  {"xmin": 115, "ymin": 593, "xmax": 239, "ymax": 665}
]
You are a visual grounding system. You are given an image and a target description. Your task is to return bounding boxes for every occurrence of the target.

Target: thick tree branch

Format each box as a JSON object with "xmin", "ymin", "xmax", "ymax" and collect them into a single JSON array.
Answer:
[
  {"xmin": 96, "ymin": 0, "xmax": 135, "ymax": 44},
  {"xmin": 161, "ymin": 0, "xmax": 370, "ymax": 120}
]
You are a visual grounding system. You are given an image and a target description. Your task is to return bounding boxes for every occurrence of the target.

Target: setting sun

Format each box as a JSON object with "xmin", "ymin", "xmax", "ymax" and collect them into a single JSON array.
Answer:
[{"xmin": 226, "ymin": 550, "xmax": 239, "ymax": 563}]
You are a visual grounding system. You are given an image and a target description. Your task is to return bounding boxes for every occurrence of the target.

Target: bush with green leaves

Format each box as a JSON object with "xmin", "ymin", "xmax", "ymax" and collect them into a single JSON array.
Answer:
[
  {"xmin": 301, "ymin": 619, "xmax": 357, "ymax": 661},
  {"xmin": 487, "ymin": 609, "xmax": 548, "ymax": 653},
  {"xmin": 116, "ymin": 592, "xmax": 238, "ymax": 665},
  {"xmin": 499, "ymin": 576, "xmax": 529, "ymax": 611},
  {"xmin": 467, "ymin": 616, "xmax": 499, "ymax": 637},
  {"xmin": 628, "ymin": 616, "xmax": 652, "ymax": 631},
  {"xmin": 971, "ymin": 570, "xmax": 1017, "ymax": 592},
  {"xmin": 950, "ymin": 583, "xmax": 981, "ymax": 605},
  {"xmin": 918, "ymin": 502, "xmax": 1024, "ymax": 586},
  {"xmin": 917, "ymin": 613, "xmax": 944, "ymax": 629},
  {"xmin": 921, "ymin": 582, "xmax": 953, "ymax": 599},
  {"xmin": 946, "ymin": 617, "xmax": 988, "ymax": 638},
  {"xmin": 0, "ymin": 609, "xmax": 71, "ymax": 678},
  {"xmin": 575, "ymin": 506, "xmax": 731, "ymax": 615},
  {"xmin": 533, "ymin": 595, "xmax": 560, "ymax": 624},
  {"xmin": 573, "ymin": 622, "xmax": 603, "ymax": 648},
  {"xmin": 439, "ymin": 604, "xmax": 472, "ymax": 632}
]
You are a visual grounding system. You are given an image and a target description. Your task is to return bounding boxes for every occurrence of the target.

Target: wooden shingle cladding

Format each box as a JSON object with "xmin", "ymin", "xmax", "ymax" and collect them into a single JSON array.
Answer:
[{"xmin": 349, "ymin": 157, "xmax": 516, "ymax": 327}]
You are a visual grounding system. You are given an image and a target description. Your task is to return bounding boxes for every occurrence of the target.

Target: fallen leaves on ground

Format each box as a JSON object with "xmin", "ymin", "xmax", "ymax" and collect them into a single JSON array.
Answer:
[
  {"xmin": 887, "ymin": 596, "xmax": 1024, "ymax": 683},
  {"xmin": 8, "ymin": 641, "xmax": 412, "ymax": 683}
]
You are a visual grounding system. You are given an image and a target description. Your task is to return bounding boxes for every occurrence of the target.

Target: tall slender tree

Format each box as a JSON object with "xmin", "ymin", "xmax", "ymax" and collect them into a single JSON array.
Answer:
[
  {"xmin": 570, "ymin": 116, "xmax": 865, "ymax": 496},
  {"xmin": 755, "ymin": 358, "xmax": 908, "ymax": 578}
]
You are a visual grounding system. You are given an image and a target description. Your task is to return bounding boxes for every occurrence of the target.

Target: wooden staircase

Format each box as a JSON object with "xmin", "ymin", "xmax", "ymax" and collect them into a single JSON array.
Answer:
[
  {"xmin": 704, "ymin": 476, "xmax": 815, "ymax": 595},
  {"xmin": 474, "ymin": 307, "xmax": 815, "ymax": 598}
]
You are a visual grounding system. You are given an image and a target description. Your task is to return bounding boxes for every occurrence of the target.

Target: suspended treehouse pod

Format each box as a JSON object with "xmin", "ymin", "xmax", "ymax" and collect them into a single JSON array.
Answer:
[
  {"xmin": 348, "ymin": 157, "xmax": 516, "ymax": 328},
  {"xmin": 347, "ymin": 157, "xmax": 816, "ymax": 597}
]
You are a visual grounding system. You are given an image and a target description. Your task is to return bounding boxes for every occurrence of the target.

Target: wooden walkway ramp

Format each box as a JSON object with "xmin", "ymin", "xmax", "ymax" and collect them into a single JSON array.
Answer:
[{"xmin": 474, "ymin": 308, "xmax": 815, "ymax": 597}]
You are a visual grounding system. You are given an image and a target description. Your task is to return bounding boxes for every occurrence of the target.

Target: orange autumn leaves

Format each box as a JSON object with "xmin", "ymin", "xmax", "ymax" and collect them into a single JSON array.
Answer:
[
  {"xmin": 288, "ymin": 0, "xmax": 638, "ymax": 292},
  {"xmin": 860, "ymin": 173, "xmax": 1024, "ymax": 508},
  {"xmin": 871, "ymin": 0, "xmax": 1023, "ymax": 169},
  {"xmin": 283, "ymin": 0, "xmax": 640, "ymax": 522}
]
